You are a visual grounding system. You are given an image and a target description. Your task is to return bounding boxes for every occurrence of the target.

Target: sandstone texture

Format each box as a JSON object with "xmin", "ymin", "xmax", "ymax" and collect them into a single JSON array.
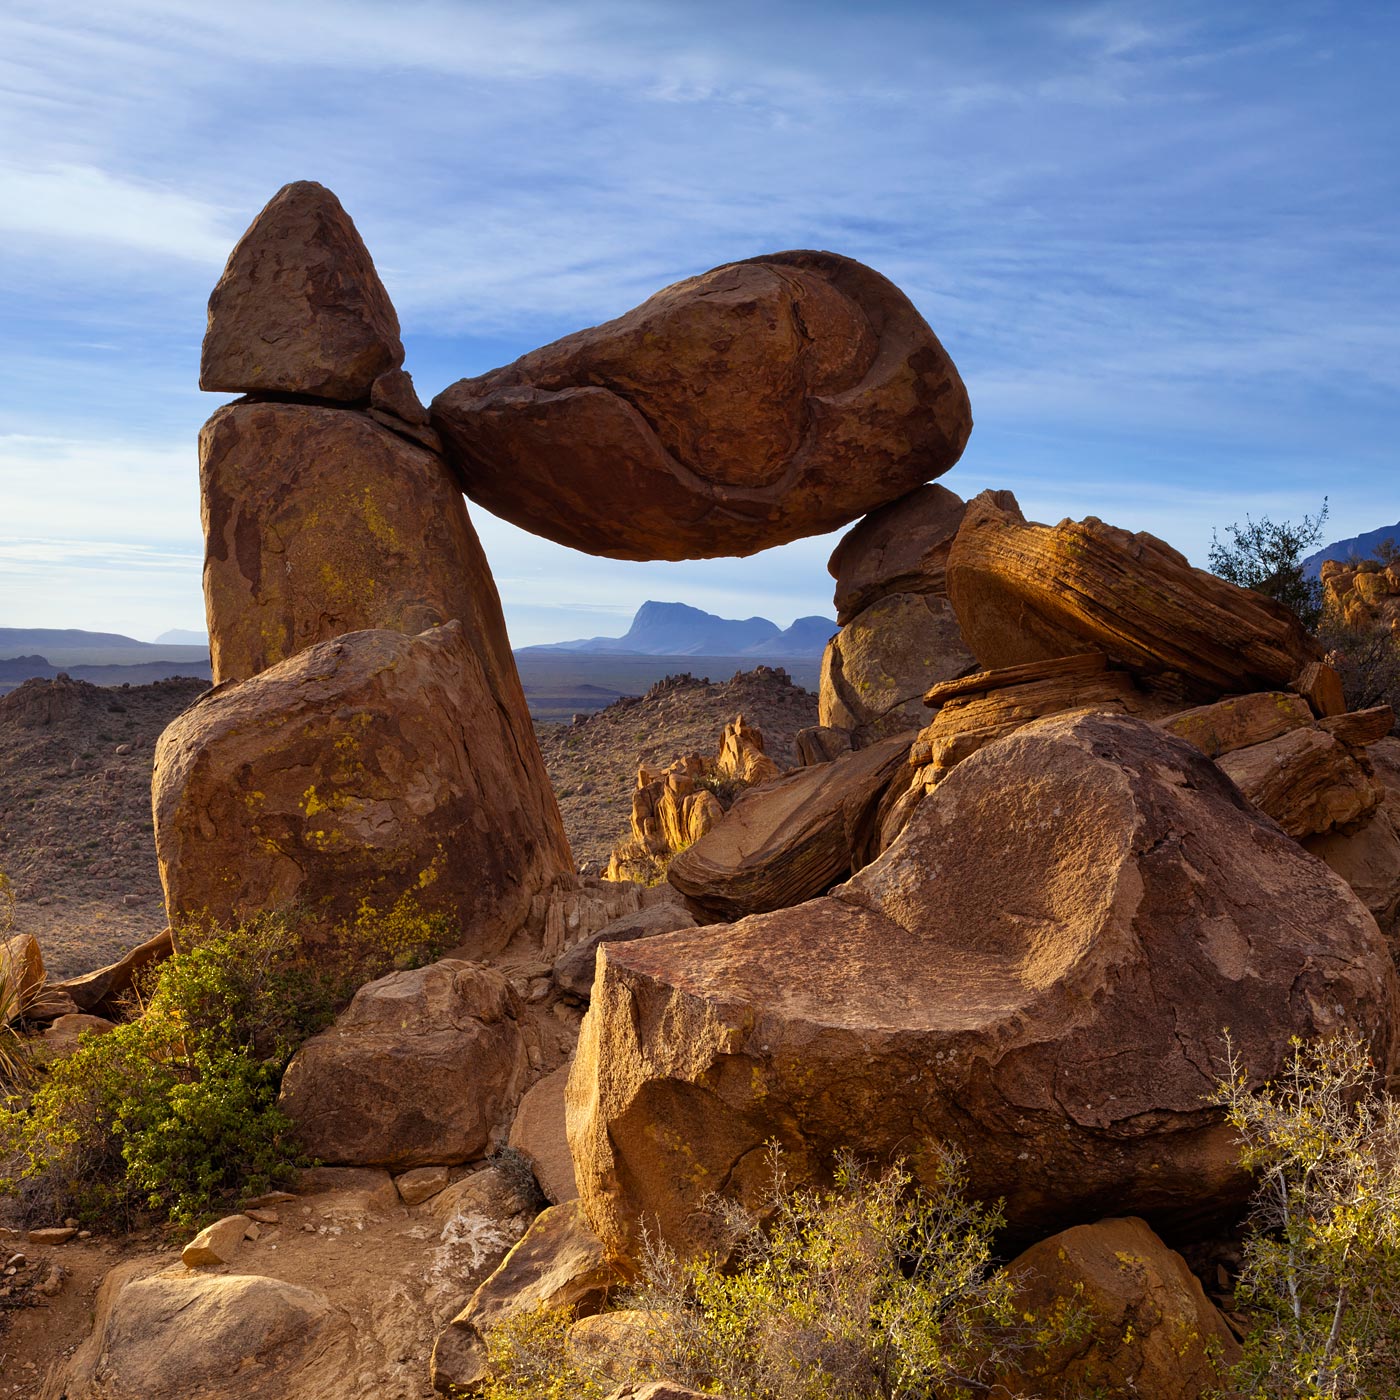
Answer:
[
  {"xmin": 818, "ymin": 592, "xmax": 975, "ymax": 744},
  {"xmin": 946, "ymin": 491, "xmax": 1322, "ymax": 696},
  {"xmin": 1, "ymin": 931, "xmax": 44, "ymax": 1016},
  {"xmin": 278, "ymin": 959, "xmax": 526, "ymax": 1169},
  {"xmin": 565, "ymin": 1310, "xmax": 667, "ymax": 1387},
  {"xmin": 1322, "ymin": 557, "xmax": 1400, "ymax": 635},
  {"xmin": 666, "ymin": 732, "xmax": 913, "ymax": 920},
  {"xmin": 552, "ymin": 904, "xmax": 699, "ymax": 1001},
  {"xmin": 432, "ymin": 251, "xmax": 972, "ymax": 560},
  {"xmin": 47, "ymin": 1263, "xmax": 354, "ymax": 1400},
  {"xmin": 1161, "ymin": 689, "xmax": 1315, "ymax": 758},
  {"xmin": 827, "ymin": 482, "xmax": 968, "ymax": 624},
  {"xmin": 153, "ymin": 624, "xmax": 570, "ymax": 957},
  {"xmin": 795, "ymin": 724, "xmax": 854, "ymax": 766},
  {"xmin": 200, "ymin": 181, "xmax": 403, "ymax": 401},
  {"xmin": 569, "ymin": 711, "xmax": 1398, "ymax": 1267},
  {"xmin": 876, "ymin": 654, "xmax": 1136, "ymax": 849},
  {"xmin": 431, "ymin": 1199, "xmax": 615, "ymax": 1392},
  {"xmin": 1217, "ymin": 725, "xmax": 1384, "ymax": 838},
  {"xmin": 507, "ymin": 1063, "xmax": 580, "ymax": 1203},
  {"xmin": 998, "ymin": 1217, "xmax": 1238, "ymax": 1399}
]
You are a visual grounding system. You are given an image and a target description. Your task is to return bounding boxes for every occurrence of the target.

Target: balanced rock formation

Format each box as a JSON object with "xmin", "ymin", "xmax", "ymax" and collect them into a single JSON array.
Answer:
[
  {"xmin": 278, "ymin": 959, "xmax": 526, "ymax": 1169},
  {"xmin": 569, "ymin": 711, "xmax": 1398, "ymax": 1267},
  {"xmin": 998, "ymin": 1217, "xmax": 1238, "ymax": 1399},
  {"xmin": 153, "ymin": 624, "xmax": 569, "ymax": 957},
  {"xmin": 827, "ymin": 482, "xmax": 969, "ymax": 625},
  {"xmin": 431, "ymin": 251, "xmax": 972, "ymax": 560},
  {"xmin": 200, "ymin": 181, "xmax": 403, "ymax": 401},
  {"xmin": 946, "ymin": 490, "xmax": 1321, "ymax": 697},
  {"xmin": 818, "ymin": 592, "xmax": 975, "ymax": 745},
  {"xmin": 666, "ymin": 731, "xmax": 912, "ymax": 921}
]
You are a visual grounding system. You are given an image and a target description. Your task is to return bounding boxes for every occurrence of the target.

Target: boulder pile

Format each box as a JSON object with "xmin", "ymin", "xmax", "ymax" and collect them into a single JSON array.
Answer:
[{"xmin": 69, "ymin": 179, "xmax": 1398, "ymax": 1400}]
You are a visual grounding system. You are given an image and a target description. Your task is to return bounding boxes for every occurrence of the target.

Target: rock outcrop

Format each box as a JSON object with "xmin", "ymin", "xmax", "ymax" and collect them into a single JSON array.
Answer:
[
  {"xmin": 715, "ymin": 714, "xmax": 781, "ymax": 785},
  {"xmin": 998, "ymin": 1217, "xmax": 1238, "ymax": 1399},
  {"xmin": 507, "ymin": 1063, "xmax": 580, "ymax": 1203},
  {"xmin": 605, "ymin": 756, "xmax": 725, "ymax": 883},
  {"xmin": 666, "ymin": 732, "xmax": 913, "ymax": 920},
  {"xmin": 569, "ymin": 711, "xmax": 1398, "ymax": 1267},
  {"xmin": 945, "ymin": 491, "xmax": 1322, "ymax": 697},
  {"xmin": 431, "ymin": 252, "xmax": 972, "ymax": 560},
  {"xmin": 818, "ymin": 592, "xmax": 975, "ymax": 745},
  {"xmin": 552, "ymin": 904, "xmax": 699, "ymax": 1001},
  {"xmin": 278, "ymin": 959, "xmax": 526, "ymax": 1169},
  {"xmin": 200, "ymin": 181, "xmax": 403, "ymax": 401},
  {"xmin": 153, "ymin": 624, "xmax": 569, "ymax": 957},
  {"xmin": 877, "ymin": 654, "xmax": 1137, "ymax": 848},
  {"xmin": 1322, "ymin": 557, "xmax": 1400, "ymax": 635},
  {"xmin": 827, "ymin": 483, "xmax": 969, "ymax": 625},
  {"xmin": 1, "ymin": 932, "xmax": 44, "ymax": 1018}
]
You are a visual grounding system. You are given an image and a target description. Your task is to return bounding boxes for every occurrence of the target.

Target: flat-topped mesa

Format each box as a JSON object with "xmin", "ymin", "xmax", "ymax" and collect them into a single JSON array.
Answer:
[
  {"xmin": 431, "ymin": 251, "xmax": 972, "ymax": 561},
  {"xmin": 200, "ymin": 180, "xmax": 404, "ymax": 401},
  {"xmin": 945, "ymin": 490, "xmax": 1323, "ymax": 699}
]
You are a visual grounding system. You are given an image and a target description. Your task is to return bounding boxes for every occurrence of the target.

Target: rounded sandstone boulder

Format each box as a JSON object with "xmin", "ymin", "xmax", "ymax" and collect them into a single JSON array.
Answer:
[
  {"xmin": 200, "ymin": 180, "xmax": 403, "ymax": 401},
  {"xmin": 431, "ymin": 251, "xmax": 972, "ymax": 560},
  {"xmin": 152, "ymin": 623, "xmax": 571, "ymax": 959},
  {"xmin": 568, "ymin": 710, "xmax": 1399, "ymax": 1267}
]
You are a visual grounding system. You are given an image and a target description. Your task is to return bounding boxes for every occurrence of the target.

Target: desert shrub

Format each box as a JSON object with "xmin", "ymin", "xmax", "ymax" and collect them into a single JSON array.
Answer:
[
  {"xmin": 0, "ymin": 900, "xmax": 450, "ymax": 1227},
  {"xmin": 694, "ymin": 770, "xmax": 751, "ymax": 809},
  {"xmin": 1213, "ymin": 1033, "xmax": 1400, "ymax": 1399},
  {"xmin": 482, "ymin": 1148, "xmax": 1050, "ymax": 1400},
  {"xmin": 0, "ymin": 871, "xmax": 33, "ymax": 1093},
  {"xmin": 1317, "ymin": 612, "xmax": 1400, "ymax": 724},
  {"xmin": 1209, "ymin": 499, "xmax": 1329, "ymax": 628}
]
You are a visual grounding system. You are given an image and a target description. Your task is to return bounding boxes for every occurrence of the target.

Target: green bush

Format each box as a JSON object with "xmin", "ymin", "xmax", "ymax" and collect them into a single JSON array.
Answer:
[
  {"xmin": 482, "ymin": 1148, "xmax": 1052, "ymax": 1400},
  {"xmin": 1208, "ymin": 499, "xmax": 1329, "ymax": 628},
  {"xmin": 0, "ymin": 900, "xmax": 450, "ymax": 1227},
  {"xmin": 1212, "ymin": 1033, "xmax": 1400, "ymax": 1400}
]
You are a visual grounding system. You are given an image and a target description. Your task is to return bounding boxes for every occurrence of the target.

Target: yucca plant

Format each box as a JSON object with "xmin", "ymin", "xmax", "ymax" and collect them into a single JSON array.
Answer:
[{"xmin": 0, "ymin": 870, "xmax": 34, "ymax": 1091}]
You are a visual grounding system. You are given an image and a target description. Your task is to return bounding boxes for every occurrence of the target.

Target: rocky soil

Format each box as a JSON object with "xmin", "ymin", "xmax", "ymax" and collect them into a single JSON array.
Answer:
[
  {"xmin": 0, "ymin": 676, "xmax": 207, "ymax": 978},
  {"xmin": 534, "ymin": 667, "xmax": 818, "ymax": 871}
]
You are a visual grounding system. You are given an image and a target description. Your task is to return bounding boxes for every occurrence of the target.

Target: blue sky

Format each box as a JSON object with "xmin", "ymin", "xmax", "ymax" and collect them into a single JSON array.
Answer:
[{"xmin": 2, "ymin": 0, "xmax": 1397, "ymax": 646}]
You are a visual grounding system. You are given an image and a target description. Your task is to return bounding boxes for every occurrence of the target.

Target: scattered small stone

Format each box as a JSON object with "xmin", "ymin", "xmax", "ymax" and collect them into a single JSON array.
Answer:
[
  {"xmin": 240, "ymin": 1189, "xmax": 296, "ymax": 1209},
  {"xmin": 114, "ymin": 743, "xmax": 133, "ymax": 755},
  {"xmin": 28, "ymin": 1227, "xmax": 77, "ymax": 1246},
  {"xmin": 393, "ymin": 1165, "xmax": 450, "ymax": 1206},
  {"xmin": 77, "ymin": 1230, "xmax": 92, "ymax": 1240},
  {"xmin": 63, "ymin": 1217, "xmax": 78, "ymax": 1229},
  {"xmin": 245, "ymin": 1207, "xmax": 280, "ymax": 1225},
  {"xmin": 181, "ymin": 1214, "xmax": 251, "ymax": 1267},
  {"xmin": 244, "ymin": 1222, "xmax": 261, "ymax": 1242}
]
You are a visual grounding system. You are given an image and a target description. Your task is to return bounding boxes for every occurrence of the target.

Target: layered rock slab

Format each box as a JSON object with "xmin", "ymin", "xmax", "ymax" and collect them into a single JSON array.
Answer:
[
  {"xmin": 569, "ymin": 711, "xmax": 1398, "ymax": 1267},
  {"xmin": 153, "ymin": 623, "xmax": 569, "ymax": 957},
  {"xmin": 432, "ymin": 251, "xmax": 972, "ymax": 560},
  {"xmin": 945, "ymin": 491, "xmax": 1321, "ymax": 696},
  {"xmin": 200, "ymin": 180, "xmax": 403, "ymax": 401},
  {"xmin": 278, "ymin": 959, "xmax": 526, "ymax": 1169},
  {"xmin": 665, "ymin": 732, "xmax": 913, "ymax": 920}
]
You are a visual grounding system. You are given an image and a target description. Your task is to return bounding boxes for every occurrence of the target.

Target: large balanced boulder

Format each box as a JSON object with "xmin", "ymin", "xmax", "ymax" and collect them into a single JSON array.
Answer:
[
  {"xmin": 153, "ymin": 623, "xmax": 570, "ymax": 957},
  {"xmin": 997, "ymin": 1217, "xmax": 1238, "ymax": 1399},
  {"xmin": 199, "ymin": 180, "xmax": 403, "ymax": 401},
  {"xmin": 945, "ymin": 491, "xmax": 1321, "ymax": 696},
  {"xmin": 827, "ymin": 482, "xmax": 969, "ymax": 624},
  {"xmin": 818, "ymin": 592, "xmax": 975, "ymax": 744},
  {"xmin": 569, "ymin": 711, "xmax": 1398, "ymax": 1268},
  {"xmin": 46, "ymin": 1262, "xmax": 354, "ymax": 1400},
  {"xmin": 431, "ymin": 251, "xmax": 972, "ymax": 560},
  {"xmin": 666, "ymin": 732, "xmax": 913, "ymax": 920},
  {"xmin": 278, "ymin": 959, "xmax": 526, "ymax": 1169}
]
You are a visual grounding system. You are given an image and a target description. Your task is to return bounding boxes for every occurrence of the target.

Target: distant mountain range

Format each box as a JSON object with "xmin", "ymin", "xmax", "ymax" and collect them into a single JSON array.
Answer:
[
  {"xmin": 519, "ymin": 601, "xmax": 837, "ymax": 658},
  {"xmin": 1303, "ymin": 520, "xmax": 1400, "ymax": 579},
  {"xmin": 0, "ymin": 628, "xmax": 211, "ymax": 695}
]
